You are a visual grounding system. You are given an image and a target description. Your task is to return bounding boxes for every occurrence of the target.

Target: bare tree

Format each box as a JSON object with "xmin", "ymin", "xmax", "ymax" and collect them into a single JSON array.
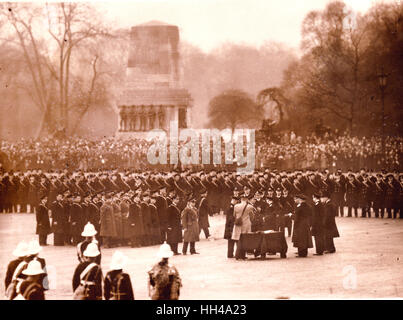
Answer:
[{"xmin": 0, "ymin": 2, "xmax": 111, "ymax": 137}]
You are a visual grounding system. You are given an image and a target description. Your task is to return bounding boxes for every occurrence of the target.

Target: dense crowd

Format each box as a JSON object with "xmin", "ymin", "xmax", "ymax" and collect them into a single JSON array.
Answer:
[
  {"xmin": 1, "ymin": 134, "xmax": 402, "ymax": 172},
  {"xmin": 256, "ymin": 135, "xmax": 402, "ymax": 171}
]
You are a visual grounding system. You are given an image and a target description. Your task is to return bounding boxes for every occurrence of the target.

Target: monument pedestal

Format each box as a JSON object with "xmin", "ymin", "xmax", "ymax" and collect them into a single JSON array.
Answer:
[{"xmin": 116, "ymin": 21, "xmax": 192, "ymax": 136}]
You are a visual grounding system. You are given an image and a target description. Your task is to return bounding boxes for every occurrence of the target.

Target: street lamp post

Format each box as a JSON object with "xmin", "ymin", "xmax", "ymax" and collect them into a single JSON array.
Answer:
[{"xmin": 378, "ymin": 68, "xmax": 387, "ymax": 158}]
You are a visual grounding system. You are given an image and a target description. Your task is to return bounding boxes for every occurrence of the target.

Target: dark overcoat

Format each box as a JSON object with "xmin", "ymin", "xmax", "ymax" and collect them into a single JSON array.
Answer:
[
  {"xmin": 292, "ymin": 202, "xmax": 313, "ymax": 249},
  {"xmin": 149, "ymin": 203, "xmax": 161, "ymax": 240},
  {"xmin": 323, "ymin": 201, "xmax": 340, "ymax": 238},
  {"xmin": 197, "ymin": 197, "xmax": 210, "ymax": 229},
  {"xmin": 166, "ymin": 204, "xmax": 183, "ymax": 244},
  {"xmin": 104, "ymin": 270, "xmax": 134, "ymax": 300},
  {"xmin": 50, "ymin": 201, "xmax": 65, "ymax": 234},
  {"xmin": 128, "ymin": 202, "xmax": 143, "ymax": 238},
  {"xmin": 72, "ymin": 261, "xmax": 103, "ymax": 300},
  {"xmin": 120, "ymin": 199, "xmax": 130, "ymax": 239},
  {"xmin": 36, "ymin": 204, "xmax": 51, "ymax": 235},
  {"xmin": 70, "ymin": 203, "xmax": 85, "ymax": 237},
  {"xmin": 223, "ymin": 204, "xmax": 235, "ymax": 240},
  {"xmin": 311, "ymin": 203, "xmax": 325, "ymax": 237}
]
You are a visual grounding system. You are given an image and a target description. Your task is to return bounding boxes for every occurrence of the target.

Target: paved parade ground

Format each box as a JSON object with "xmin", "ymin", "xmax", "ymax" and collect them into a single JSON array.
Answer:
[{"xmin": 1, "ymin": 213, "xmax": 402, "ymax": 300}]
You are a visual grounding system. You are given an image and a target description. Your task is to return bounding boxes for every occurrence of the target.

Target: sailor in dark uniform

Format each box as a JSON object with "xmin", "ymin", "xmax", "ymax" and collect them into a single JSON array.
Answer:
[
  {"xmin": 77, "ymin": 222, "xmax": 101, "ymax": 265},
  {"xmin": 104, "ymin": 251, "xmax": 134, "ymax": 300}
]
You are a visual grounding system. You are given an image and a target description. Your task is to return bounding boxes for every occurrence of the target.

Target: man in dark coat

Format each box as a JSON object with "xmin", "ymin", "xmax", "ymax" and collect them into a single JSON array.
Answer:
[
  {"xmin": 166, "ymin": 194, "xmax": 183, "ymax": 255},
  {"xmin": 50, "ymin": 193, "xmax": 65, "ymax": 246},
  {"xmin": 262, "ymin": 197, "xmax": 276, "ymax": 231},
  {"xmin": 128, "ymin": 193, "xmax": 143, "ymax": 247},
  {"xmin": 384, "ymin": 174, "xmax": 398, "ymax": 219},
  {"xmin": 330, "ymin": 174, "xmax": 346, "ymax": 217},
  {"xmin": 372, "ymin": 173, "xmax": 386, "ymax": 218},
  {"xmin": 62, "ymin": 193, "xmax": 73, "ymax": 245},
  {"xmin": 70, "ymin": 194, "xmax": 85, "ymax": 245},
  {"xmin": 281, "ymin": 188, "xmax": 294, "ymax": 237},
  {"xmin": 345, "ymin": 174, "xmax": 359, "ymax": 217},
  {"xmin": 224, "ymin": 197, "xmax": 239, "ymax": 258},
  {"xmin": 311, "ymin": 194, "xmax": 325, "ymax": 255},
  {"xmin": 149, "ymin": 192, "xmax": 162, "ymax": 245},
  {"xmin": 321, "ymin": 193, "xmax": 340, "ymax": 253},
  {"xmin": 88, "ymin": 195, "xmax": 101, "ymax": 239},
  {"xmin": 140, "ymin": 191, "xmax": 152, "ymax": 246},
  {"xmin": 358, "ymin": 174, "xmax": 373, "ymax": 218},
  {"xmin": 155, "ymin": 186, "xmax": 169, "ymax": 243},
  {"xmin": 36, "ymin": 196, "xmax": 51, "ymax": 246},
  {"xmin": 291, "ymin": 194, "xmax": 313, "ymax": 257},
  {"xmin": 197, "ymin": 189, "xmax": 211, "ymax": 239}
]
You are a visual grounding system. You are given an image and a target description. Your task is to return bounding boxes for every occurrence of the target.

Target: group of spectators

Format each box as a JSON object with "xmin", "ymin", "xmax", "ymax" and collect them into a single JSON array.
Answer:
[
  {"xmin": 257, "ymin": 134, "xmax": 402, "ymax": 171},
  {"xmin": 0, "ymin": 133, "xmax": 402, "ymax": 172}
]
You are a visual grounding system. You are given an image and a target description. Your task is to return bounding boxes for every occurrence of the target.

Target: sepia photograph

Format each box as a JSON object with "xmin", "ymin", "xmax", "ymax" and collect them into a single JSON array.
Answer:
[{"xmin": 0, "ymin": 0, "xmax": 402, "ymax": 303}]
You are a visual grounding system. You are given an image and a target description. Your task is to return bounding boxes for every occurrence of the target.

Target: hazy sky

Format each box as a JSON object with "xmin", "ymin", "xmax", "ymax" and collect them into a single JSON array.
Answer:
[{"xmin": 94, "ymin": 0, "xmax": 394, "ymax": 52}]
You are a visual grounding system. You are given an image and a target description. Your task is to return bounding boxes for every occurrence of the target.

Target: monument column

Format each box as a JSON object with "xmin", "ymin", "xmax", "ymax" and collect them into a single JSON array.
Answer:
[{"xmin": 117, "ymin": 21, "xmax": 192, "ymax": 137}]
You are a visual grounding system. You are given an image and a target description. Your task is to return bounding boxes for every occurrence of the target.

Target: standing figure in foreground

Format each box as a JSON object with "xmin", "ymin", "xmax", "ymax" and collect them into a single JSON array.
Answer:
[
  {"xmin": 181, "ymin": 194, "xmax": 200, "ymax": 255},
  {"xmin": 197, "ymin": 188, "xmax": 212, "ymax": 239},
  {"xmin": 321, "ymin": 192, "xmax": 340, "ymax": 253},
  {"xmin": 4, "ymin": 241, "xmax": 29, "ymax": 300},
  {"xmin": 104, "ymin": 251, "xmax": 134, "ymax": 300},
  {"xmin": 224, "ymin": 196, "xmax": 238, "ymax": 258},
  {"xmin": 77, "ymin": 222, "xmax": 101, "ymax": 265},
  {"xmin": 291, "ymin": 194, "xmax": 313, "ymax": 258},
  {"xmin": 36, "ymin": 195, "xmax": 51, "ymax": 246},
  {"xmin": 311, "ymin": 194, "xmax": 325, "ymax": 255},
  {"xmin": 148, "ymin": 242, "xmax": 182, "ymax": 300},
  {"xmin": 166, "ymin": 194, "xmax": 183, "ymax": 255},
  {"xmin": 72, "ymin": 242, "xmax": 103, "ymax": 300},
  {"xmin": 231, "ymin": 193, "xmax": 253, "ymax": 260},
  {"xmin": 14, "ymin": 260, "xmax": 46, "ymax": 300}
]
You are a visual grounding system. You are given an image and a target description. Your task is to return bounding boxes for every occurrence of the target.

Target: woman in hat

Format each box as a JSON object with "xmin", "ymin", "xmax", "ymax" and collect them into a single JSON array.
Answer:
[
  {"xmin": 77, "ymin": 222, "xmax": 101, "ymax": 265},
  {"xmin": 72, "ymin": 242, "xmax": 103, "ymax": 300},
  {"xmin": 15, "ymin": 260, "xmax": 46, "ymax": 300},
  {"xmin": 104, "ymin": 251, "xmax": 134, "ymax": 300},
  {"xmin": 181, "ymin": 194, "xmax": 200, "ymax": 255},
  {"xmin": 148, "ymin": 242, "xmax": 182, "ymax": 300}
]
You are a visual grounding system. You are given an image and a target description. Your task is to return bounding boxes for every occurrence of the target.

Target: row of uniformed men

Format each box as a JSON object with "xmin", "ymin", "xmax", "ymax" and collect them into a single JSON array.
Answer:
[
  {"xmin": 34, "ymin": 186, "xmax": 212, "ymax": 255},
  {"xmin": 1, "ymin": 168, "xmax": 402, "ymax": 219}
]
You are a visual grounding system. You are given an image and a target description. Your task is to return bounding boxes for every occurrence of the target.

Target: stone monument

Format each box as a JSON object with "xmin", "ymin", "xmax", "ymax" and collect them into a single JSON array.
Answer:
[{"xmin": 117, "ymin": 21, "xmax": 192, "ymax": 137}]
